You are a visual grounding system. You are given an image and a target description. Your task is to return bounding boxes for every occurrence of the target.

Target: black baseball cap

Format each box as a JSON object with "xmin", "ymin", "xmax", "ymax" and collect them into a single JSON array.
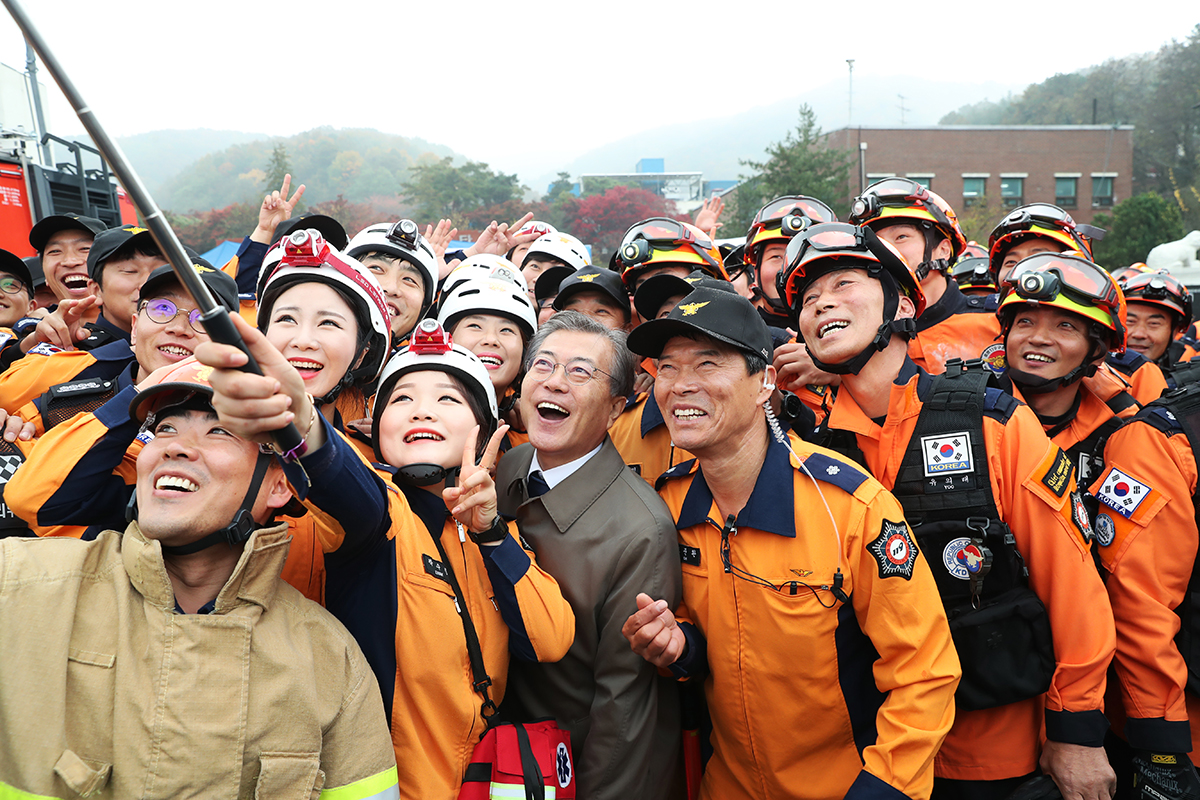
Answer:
[
  {"xmin": 634, "ymin": 270, "xmax": 736, "ymax": 321},
  {"xmin": 627, "ymin": 286, "xmax": 773, "ymax": 362},
  {"xmin": 552, "ymin": 266, "xmax": 630, "ymax": 318},
  {"xmin": 271, "ymin": 214, "xmax": 348, "ymax": 251},
  {"xmin": 139, "ymin": 260, "xmax": 239, "ymax": 313},
  {"xmin": 533, "ymin": 265, "xmax": 576, "ymax": 302},
  {"xmin": 28, "ymin": 213, "xmax": 107, "ymax": 254},
  {"xmin": 87, "ymin": 224, "xmax": 160, "ymax": 281},
  {"xmin": 22, "ymin": 256, "xmax": 45, "ymax": 290},
  {"xmin": 0, "ymin": 249, "xmax": 35, "ymax": 297}
]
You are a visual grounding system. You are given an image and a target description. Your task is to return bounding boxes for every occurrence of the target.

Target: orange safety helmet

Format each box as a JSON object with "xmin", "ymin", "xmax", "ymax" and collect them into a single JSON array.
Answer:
[
  {"xmin": 611, "ymin": 218, "xmax": 726, "ymax": 290},
  {"xmin": 987, "ymin": 203, "xmax": 1105, "ymax": 281},
  {"xmin": 849, "ymin": 178, "xmax": 967, "ymax": 276}
]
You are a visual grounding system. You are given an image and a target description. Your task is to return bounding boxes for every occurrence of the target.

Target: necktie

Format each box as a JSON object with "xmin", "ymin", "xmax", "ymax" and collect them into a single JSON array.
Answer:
[{"xmin": 527, "ymin": 470, "xmax": 550, "ymax": 499}]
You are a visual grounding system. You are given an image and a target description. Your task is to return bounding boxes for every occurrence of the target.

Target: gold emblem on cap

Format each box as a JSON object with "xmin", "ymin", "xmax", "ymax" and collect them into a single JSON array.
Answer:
[
  {"xmin": 126, "ymin": 226, "xmax": 148, "ymax": 235},
  {"xmin": 577, "ymin": 273, "xmax": 598, "ymax": 283},
  {"xmin": 678, "ymin": 301, "xmax": 710, "ymax": 316},
  {"xmin": 684, "ymin": 276, "xmax": 701, "ymax": 283}
]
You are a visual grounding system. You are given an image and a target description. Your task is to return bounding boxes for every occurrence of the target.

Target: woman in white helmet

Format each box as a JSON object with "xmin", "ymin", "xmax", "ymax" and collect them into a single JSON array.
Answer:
[
  {"xmin": 345, "ymin": 219, "xmax": 439, "ymax": 344},
  {"xmin": 518, "ymin": 231, "xmax": 590, "ymax": 301},
  {"xmin": 437, "ymin": 274, "xmax": 538, "ymax": 447},
  {"xmin": 196, "ymin": 316, "xmax": 574, "ymax": 800}
]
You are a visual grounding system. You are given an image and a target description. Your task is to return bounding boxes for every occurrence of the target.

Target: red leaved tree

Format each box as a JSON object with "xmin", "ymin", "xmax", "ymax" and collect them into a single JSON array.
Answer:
[{"xmin": 563, "ymin": 186, "xmax": 682, "ymax": 260}]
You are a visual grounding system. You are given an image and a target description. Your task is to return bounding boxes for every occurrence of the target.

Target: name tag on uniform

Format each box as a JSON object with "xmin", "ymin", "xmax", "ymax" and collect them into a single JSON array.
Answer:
[
  {"xmin": 679, "ymin": 545, "xmax": 701, "ymax": 567},
  {"xmin": 423, "ymin": 554, "xmax": 450, "ymax": 583}
]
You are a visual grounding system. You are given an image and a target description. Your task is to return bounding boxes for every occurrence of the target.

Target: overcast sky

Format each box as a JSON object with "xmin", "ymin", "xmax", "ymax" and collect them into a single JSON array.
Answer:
[{"xmin": 0, "ymin": 1, "xmax": 1195, "ymax": 175}]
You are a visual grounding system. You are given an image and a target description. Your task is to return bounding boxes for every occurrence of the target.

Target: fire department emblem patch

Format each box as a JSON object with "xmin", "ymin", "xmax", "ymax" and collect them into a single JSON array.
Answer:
[
  {"xmin": 1094, "ymin": 512, "xmax": 1116, "ymax": 547},
  {"xmin": 868, "ymin": 520, "xmax": 917, "ymax": 580},
  {"xmin": 980, "ymin": 343, "xmax": 1007, "ymax": 375}
]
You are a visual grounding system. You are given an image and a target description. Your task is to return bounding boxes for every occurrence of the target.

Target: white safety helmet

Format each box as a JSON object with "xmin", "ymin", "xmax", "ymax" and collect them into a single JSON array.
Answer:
[
  {"xmin": 346, "ymin": 220, "xmax": 439, "ymax": 316},
  {"xmin": 257, "ymin": 229, "xmax": 392, "ymax": 392},
  {"xmin": 371, "ymin": 319, "xmax": 499, "ymax": 463},
  {"xmin": 522, "ymin": 232, "xmax": 590, "ymax": 271},
  {"xmin": 437, "ymin": 277, "xmax": 537, "ymax": 339},
  {"xmin": 441, "ymin": 254, "xmax": 528, "ymax": 299}
]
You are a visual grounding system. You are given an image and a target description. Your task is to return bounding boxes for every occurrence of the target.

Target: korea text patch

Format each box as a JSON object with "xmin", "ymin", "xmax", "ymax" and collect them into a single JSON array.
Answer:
[{"xmin": 1096, "ymin": 468, "xmax": 1152, "ymax": 519}]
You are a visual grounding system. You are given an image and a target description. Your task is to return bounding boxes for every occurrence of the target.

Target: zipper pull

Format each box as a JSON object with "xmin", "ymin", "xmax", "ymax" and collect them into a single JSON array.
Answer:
[
  {"xmin": 456, "ymin": 521, "xmax": 466, "ymax": 543},
  {"xmin": 453, "ymin": 596, "xmax": 461, "ymax": 613},
  {"xmin": 491, "ymin": 597, "xmax": 498, "ymax": 611}
]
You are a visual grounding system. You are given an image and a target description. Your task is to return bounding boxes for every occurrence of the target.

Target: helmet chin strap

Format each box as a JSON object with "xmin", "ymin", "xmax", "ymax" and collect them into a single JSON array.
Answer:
[
  {"xmin": 392, "ymin": 464, "xmax": 461, "ymax": 488},
  {"xmin": 129, "ymin": 450, "xmax": 275, "ymax": 557},
  {"xmin": 912, "ymin": 226, "xmax": 951, "ymax": 282}
]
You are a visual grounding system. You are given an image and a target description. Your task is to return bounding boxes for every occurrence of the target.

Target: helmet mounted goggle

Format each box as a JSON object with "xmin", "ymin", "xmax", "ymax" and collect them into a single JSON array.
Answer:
[
  {"xmin": 616, "ymin": 218, "xmax": 721, "ymax": 274},
  {"xmin": 1122, "ymin": 270, "xmax": 1193, "ymax": 324},
  {"xmin": 1005, "ymin": 253, "xmax": 1120, "ymax": 314},
  {"xmin": 849, "ymin": 177, "xmax": 957, "ymax": 237},
  {"xmin": 952, "ymin": 256, "xmax": 996, "ymax": 290},
  {"xmin": 988, "ymin": 203, "xmax": 1105, "ymax": 256},
  {"xmin": 744, "ymin": 196, "xmax": 836, "ymax": 261}
]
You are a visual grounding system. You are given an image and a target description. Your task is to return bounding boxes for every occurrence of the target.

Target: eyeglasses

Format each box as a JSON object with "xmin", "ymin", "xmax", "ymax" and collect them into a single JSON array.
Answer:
[
  {"xmin": 527, "ymin": 356, "xmax": 611, "ymax": 386},
  {"xmin": 0, "ymin": 276, "xmax": 26, "ymax": 295},
  {"xmin": 1006, "ymin": 253, "xmax": 1121, "ymax": 312},
  {"xmin": 141, "ymin": 298, "xmax": 203, "ymax": 332}
]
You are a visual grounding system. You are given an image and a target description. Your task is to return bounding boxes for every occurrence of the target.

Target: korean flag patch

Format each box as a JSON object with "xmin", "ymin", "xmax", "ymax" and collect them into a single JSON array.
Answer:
[
  {"xmin": 921, "ymin": 432, "xmax": 973, "ymax": 477},
  {"xmin": 867, "ymin": 520, "xmax": 917, "ymax": 580},
  {"xmin": 1096, "ymin": 468, "xmax": 1151, "ymax": 519}
]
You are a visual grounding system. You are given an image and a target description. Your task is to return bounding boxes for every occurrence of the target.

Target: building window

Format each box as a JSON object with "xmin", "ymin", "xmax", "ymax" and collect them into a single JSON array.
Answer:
[
  {"xmin": 962, "ymin": 176, "xmax": 987, "ymax": 208},
  {"xmin": 1055, "ymin": 177, "xmax": 1079, "ymax": 209},
  {"xmin": 906, "ymin": 174, "xmax": 934, "ymax": 189},
  {"xmin": 1001, "ymin": 177, "xmax": 1024, "ymax": 208},
  {"xmin": 1092, "ymin": 175, "xmax": 1115, "ymax": 207}
]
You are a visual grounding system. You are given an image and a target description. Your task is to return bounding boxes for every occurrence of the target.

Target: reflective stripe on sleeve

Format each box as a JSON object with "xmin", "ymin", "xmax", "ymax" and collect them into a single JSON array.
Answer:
[
  {"xmin": 0, "ymin": 780, "xmax": 60, "ymax": 799},
  {"xmin": 319, "ymin": 766, "xmax": 399, "ymax": 800}
]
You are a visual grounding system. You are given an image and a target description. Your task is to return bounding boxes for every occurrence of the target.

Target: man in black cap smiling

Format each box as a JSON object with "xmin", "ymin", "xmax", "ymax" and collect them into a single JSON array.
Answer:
[
  {"xmin": 621, "ymin": 286, "xmax": 960, "ymax": 800},
  {"xmin": 551, "ymin": 265, "xmax": 632, "ymax": 331},
  {"xmin": 27, "ymin": 212, "xmax": 107, "ymax": 306}
]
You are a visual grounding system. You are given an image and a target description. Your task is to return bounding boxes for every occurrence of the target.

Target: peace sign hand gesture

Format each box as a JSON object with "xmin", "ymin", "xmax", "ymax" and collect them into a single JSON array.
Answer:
[{"xmin": 444, "ymin": 423, "xmax": 510, "ymax": 535}]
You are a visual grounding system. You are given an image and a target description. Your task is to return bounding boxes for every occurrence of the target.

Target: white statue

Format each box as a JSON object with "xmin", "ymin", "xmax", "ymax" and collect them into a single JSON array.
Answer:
[{"xmin": 1147, "ymin": 230, "xmax": 1200, "ymax": 272}]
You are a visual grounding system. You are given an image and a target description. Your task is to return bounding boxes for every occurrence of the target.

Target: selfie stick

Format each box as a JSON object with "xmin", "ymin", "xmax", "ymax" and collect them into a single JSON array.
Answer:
[{"xmin": 2, "ymin": 0, "xmax": 303, "ymax": 456}]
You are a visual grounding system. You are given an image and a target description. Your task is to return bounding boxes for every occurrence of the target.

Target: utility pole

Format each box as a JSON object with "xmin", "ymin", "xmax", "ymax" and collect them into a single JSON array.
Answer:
[
  {"xmin": 846, "ymin": 59, "xmax": 855, "ymax": 128},
  {"xmin": 898, "ymin": 94, "xmax": 908, "ymax": 126},
  {"xmin": 25, "ymin": 41, "xmax": 52, "ymax": 164}
]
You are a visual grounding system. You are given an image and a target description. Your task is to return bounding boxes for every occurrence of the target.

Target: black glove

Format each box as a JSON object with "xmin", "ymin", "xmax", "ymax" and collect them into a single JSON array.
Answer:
[{"xmin": 1132, "ymin": 751, "xmax": 1200, "ymax": 800}]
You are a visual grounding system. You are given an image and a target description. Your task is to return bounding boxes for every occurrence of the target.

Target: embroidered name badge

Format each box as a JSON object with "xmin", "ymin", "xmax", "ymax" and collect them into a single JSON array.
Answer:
[
  {"xmin": 679, "ymin": 544, "xmax": 701, "ymax": 567},
  {"xmin": 422, "ymin": 553, "xmax": 450, "ymax": 583},
  {"xmin": 1096, "ymin": 468, "xmax": 1151, "ymax": 518},
  {"xmin": 921, "ymin": 432, "xmax": 973, "ymax": 477},
  {"xmin": 868, "ymin": 520, "xmax": 917, "ymax": 580},
  {"xmin": 1041, "ymin": 448, "xmax": 1073, "ymax": 498},
  {"xmin": 1094, "ymin": 512, "xmax": 1116, "ymax": 547}
]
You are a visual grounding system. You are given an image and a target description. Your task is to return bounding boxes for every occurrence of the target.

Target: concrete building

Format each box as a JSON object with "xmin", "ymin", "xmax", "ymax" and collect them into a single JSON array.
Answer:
[{"xmin": 825, "ymin": 125, "xmax": 1134, "ymax": 226}]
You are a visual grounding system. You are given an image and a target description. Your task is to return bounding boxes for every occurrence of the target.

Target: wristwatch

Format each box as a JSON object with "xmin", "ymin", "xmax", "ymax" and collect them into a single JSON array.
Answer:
[{"xmin": 469, "ymin": 516, "xmax": 509, "ymax": 545}]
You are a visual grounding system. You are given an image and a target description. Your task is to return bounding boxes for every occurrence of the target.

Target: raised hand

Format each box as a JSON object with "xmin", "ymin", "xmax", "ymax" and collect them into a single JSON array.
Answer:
[{"xmin": 444, "ymin": 423, "xmax": 510, "ymax": 534}]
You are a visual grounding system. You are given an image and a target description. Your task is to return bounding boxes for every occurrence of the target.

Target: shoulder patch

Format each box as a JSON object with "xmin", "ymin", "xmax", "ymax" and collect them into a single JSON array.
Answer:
[
  {"xmin": 1069, "ymin": 490, "xmax": 1093, "ymax": 541},
  {"xmin": 27, "ymin": 342, "xmax": 64, "ymax": 356},
  {"xmin": 867, "ymin": 520, "xmax": 917, "ymax": 580},
  {"xmin": 1040, "ymin": 448, "xmax": 1074, "ymax": 498},
  {"xmin": 1094, "ymin": 511, "xmax": 1116, "ymax": 547},
  {"xmin": 1096, "ymin": 468, "xmax": 1152, "ymax": 518},
  {"xmin": 980, "ymin": 343, "xmax": 1007, "ymax": 375},
  {"xmin": 800, "ymin": 450, "xmax": 869, "ymax": 495}
]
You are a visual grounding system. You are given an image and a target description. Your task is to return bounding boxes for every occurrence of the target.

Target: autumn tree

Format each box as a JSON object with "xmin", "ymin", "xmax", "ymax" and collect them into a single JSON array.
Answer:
[
  {"xmin": 564, "ymin": 185, "xmax": 682, "ymax": 257},
  {"xmin": 737, "ymin": 104, "xmax": 854, "ymax": 219}
]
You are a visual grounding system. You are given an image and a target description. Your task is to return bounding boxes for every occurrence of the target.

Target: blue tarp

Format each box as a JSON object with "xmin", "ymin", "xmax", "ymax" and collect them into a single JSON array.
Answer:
[{"xmin": 201, "ymin": 239, "xmax": 240, "ymax": 268}]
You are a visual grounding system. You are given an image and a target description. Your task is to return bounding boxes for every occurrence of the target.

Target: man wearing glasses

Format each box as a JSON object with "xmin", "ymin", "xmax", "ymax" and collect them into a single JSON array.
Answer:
[{"xmin": 496, "ymin": 310, "xmax": 684, "ymax": 800}]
